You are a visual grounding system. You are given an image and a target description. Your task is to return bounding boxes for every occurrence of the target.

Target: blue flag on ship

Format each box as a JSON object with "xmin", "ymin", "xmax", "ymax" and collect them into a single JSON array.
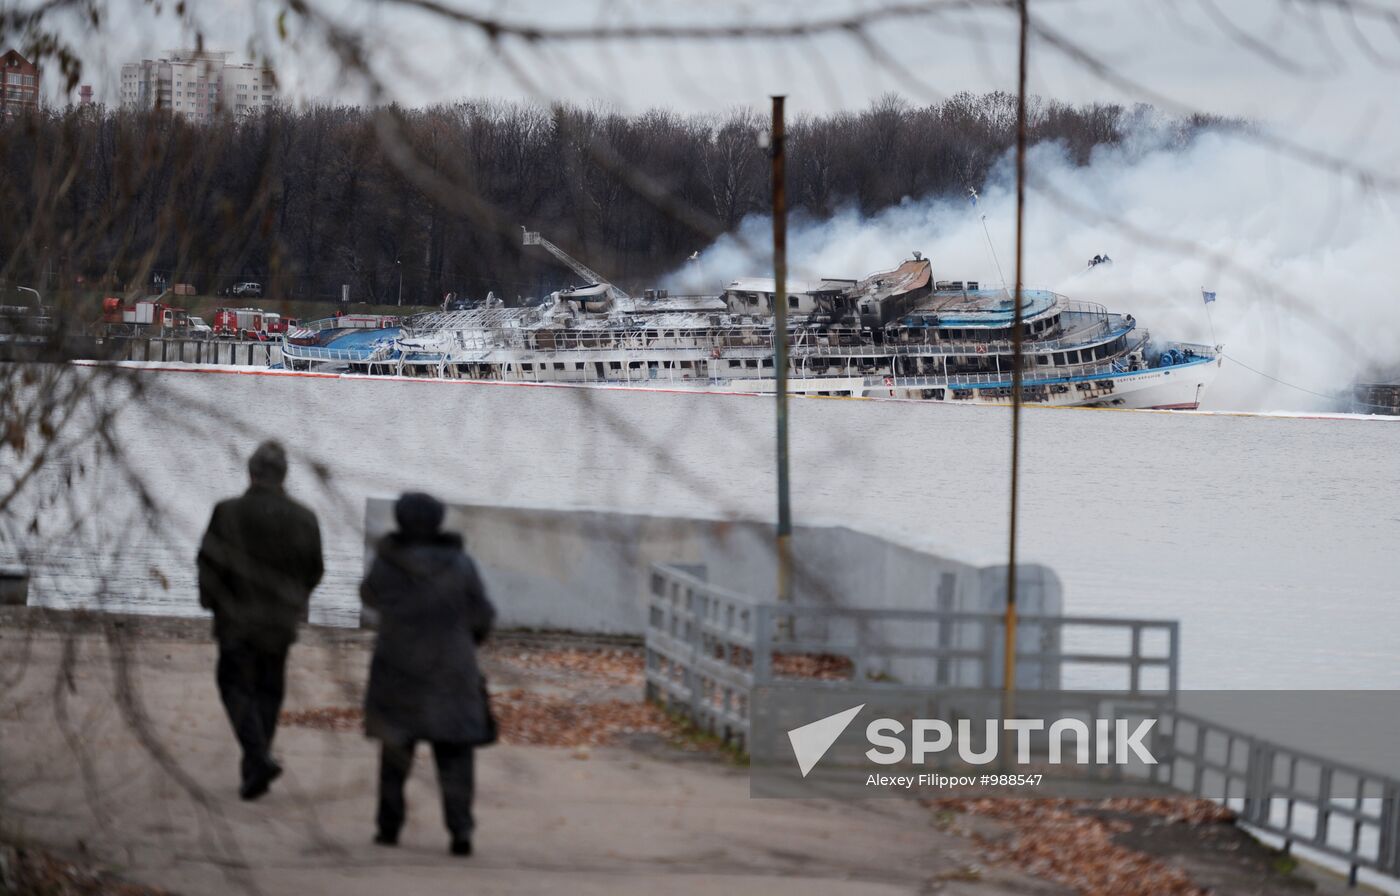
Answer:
[
  {"xmin": 967, "ymin": 188, "xmax": 979, "ymax": 207},
  {"xmin": 1202, "ymin": 290, "xmax": 1217, "ymax": 304}
]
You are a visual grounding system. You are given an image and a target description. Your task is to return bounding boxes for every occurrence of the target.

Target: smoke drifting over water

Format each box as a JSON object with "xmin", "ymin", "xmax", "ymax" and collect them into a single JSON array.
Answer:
[{"xmin": 665, "ymin": 126, "xmax": 1400, "ymax": 412}]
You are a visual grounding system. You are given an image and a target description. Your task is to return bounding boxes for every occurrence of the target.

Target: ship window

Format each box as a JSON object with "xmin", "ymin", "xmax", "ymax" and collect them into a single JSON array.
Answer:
[
  {"xmin": 746, "ymin": 360, "xmax": 758, "ymax": 369},
  {"xmin": 789, "ymin": 297, "xmax": 799, "ymax": 309},
  {"xmin": 575, "ymin": 363, "xmax": 584, "ymax": 370},
  {"xmin": 522, "ymin": 363, "xmax": 532, "ymax": 371},
  {"xmin": 629, "ymin": 362, "xmax": 643, "ymax": 369},
  {"xmin": 1054, "ymin": 353, "xmax": 1066, "ymax": 365},
  {"xmin": 680, "ymin": 361, "xmax": 693, "ymax": 369},
  {"xmin": 1040, "ymin": 355, "xmax": 1051, "ymax": 365},
  {"xmin": 609, "ymin": 361, "xmax": 621, "ymax": 370},
  {"xmin": 554, "ymin": 363, "xmax": 565, "ymax": 370}
]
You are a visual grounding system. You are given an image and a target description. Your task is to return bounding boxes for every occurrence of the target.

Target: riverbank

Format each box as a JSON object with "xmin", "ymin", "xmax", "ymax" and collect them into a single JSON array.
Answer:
[{"xmin": 1, "ymin": 610, "xmax": 1377, "ymax": 895}]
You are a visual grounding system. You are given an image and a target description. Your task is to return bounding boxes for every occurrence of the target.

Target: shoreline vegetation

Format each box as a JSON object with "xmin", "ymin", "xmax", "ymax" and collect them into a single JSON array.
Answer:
[{"xmin": 0, "ymin": 94, "xmax": 1233, "ymax": 311}]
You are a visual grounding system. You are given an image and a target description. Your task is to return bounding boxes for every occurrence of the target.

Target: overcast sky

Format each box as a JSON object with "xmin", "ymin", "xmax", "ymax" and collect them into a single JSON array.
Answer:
[{"xmin": 24, "ymin": 0, "xmax": 1399, "ymax": 156}]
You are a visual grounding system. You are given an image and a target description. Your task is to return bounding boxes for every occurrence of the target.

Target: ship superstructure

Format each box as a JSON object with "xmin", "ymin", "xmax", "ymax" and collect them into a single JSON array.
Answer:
[{"xmin": 282, "ymin": 248, "xmax": 1219, "ymax": 410}]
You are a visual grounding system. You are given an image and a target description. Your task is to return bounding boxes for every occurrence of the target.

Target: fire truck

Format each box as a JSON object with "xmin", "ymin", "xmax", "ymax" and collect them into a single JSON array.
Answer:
[
  {"xmin": 264, "ymin": 313, "xmax": 300, "ymax": 336},
  {"xmin": 99, "ymin": 297, "xmax": 191, "ymax": 336},
  {"xmin": 211, "ymin": 307, "xmax": 268, "ymax": 340}
]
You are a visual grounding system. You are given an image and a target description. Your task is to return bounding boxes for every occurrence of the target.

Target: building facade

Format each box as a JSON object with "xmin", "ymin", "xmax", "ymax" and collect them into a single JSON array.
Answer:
[
  {"xmin": 1, "ymin": 50, "xmax": 40, "ymax": 119},
  {"xmin": 119, "ymin": 50, "xmax": 276, "ymax": 122}
]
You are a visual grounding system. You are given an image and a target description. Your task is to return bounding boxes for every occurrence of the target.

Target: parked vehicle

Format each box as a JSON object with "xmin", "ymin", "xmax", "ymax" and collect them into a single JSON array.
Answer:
[
  {"xmin": 230, "ymin": 282, "xmax": 263, "ymax": 297},
  {"xmin": 211, "ymin": 307, "xmax": 265, "ymax": 340},
  {"xmin": 188, "ymin": 316, "xmax": 213, "ymax": 338},
  {"xmin": 99, "ymin": 297, "xmax": 191, "ymax": 336},
  {"xmin": 265, "ymin": 314, "xmax": 299, "ymax": 335}
]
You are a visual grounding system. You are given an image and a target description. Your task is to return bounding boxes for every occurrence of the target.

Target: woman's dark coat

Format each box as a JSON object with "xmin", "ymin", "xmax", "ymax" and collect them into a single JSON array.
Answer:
[{"xmin": 360, "ymin": 531, "xmax": 496, "ymax": 745}]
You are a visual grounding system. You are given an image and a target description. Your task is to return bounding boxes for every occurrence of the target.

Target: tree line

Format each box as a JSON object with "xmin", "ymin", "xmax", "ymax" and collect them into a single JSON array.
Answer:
[{"xmin": 0, "ymin": 93, "xmax": 1228, "ymax": 308}]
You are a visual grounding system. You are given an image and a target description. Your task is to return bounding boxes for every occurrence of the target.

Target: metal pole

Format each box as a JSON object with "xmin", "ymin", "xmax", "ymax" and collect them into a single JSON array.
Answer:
[
  {"xmin": 1003, "ymin": 0, "xmax": 1030, "ymax": 723},
  {"xmin": 1201, "ymin": 286, "xmax": 1219, "ymax": 347},
  {"xmin": 772, "ymin": 96, "xmax": 793, "ymax": 614},
  {"xmin": 397, "ymin": 260, "xmax": 403, "ymax": 306}
]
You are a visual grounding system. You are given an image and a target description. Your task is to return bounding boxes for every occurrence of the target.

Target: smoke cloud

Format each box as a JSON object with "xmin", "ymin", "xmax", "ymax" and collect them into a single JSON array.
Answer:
[{"xmin": 664, "ymin": 125, "xmax": 1400, "ymax": 412}]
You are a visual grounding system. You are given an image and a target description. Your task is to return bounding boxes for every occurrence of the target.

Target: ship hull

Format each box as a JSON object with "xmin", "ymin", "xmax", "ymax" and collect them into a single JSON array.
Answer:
[{"xmin": 673, "ymin": 355, "xmax": 1219, "ymax": 410}]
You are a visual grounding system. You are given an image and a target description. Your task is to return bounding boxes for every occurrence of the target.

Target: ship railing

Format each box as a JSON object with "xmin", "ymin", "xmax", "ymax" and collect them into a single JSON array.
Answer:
[
  {"xmin": 1062, "ymin": 299, "xmax": 1110, "ymax": 320},
  {"xmin": 294, "ymin": 315, "xmax": 402, "ymax": 332},
  {"xmin": 816, "ymin": 322, "xmax": 1127, "ymax": 358},
  {"xmin": 392, "ymin": 307, "xmax": 1131, "ymax": 358},
  {"xmin": 866, "ymin": 360, "xmax": 1128, "ymax": 390},
  {"xmin": 415, "ymin": 320, "xmax": 1133, "ymax": 361},
  {"xmin": 296, "ymin": 316, "xmax": 342, "ymax": 332},
  {"xmin": 1161, "ymin": 340, "xmax": 1220, "ymax": 358},
  {"xmin": 280, "ymin": 343, "xmax": 390, "ymax": 363}
]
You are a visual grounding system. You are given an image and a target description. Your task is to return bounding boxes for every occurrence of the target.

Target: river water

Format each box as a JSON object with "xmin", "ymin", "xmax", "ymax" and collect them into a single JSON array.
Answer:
[{"xmin": 6, "ymin": 365, "xmax": 1398, "ymax": 690}]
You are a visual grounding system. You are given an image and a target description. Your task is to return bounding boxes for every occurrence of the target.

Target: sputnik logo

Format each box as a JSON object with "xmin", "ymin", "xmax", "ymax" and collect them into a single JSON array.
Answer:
[{"xmin": 787, "ymin": 704, "xmax": 864, "ymax": 777}]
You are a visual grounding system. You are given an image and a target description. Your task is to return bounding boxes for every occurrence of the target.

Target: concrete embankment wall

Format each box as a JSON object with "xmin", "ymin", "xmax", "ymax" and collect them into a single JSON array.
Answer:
[
  {"xmin": 363, "ymin": 500, "xmax": 1061, "ymax": 686},
  {"xmin": 93, "ymin": 336, "xmax": 282, "ymax": 366}
]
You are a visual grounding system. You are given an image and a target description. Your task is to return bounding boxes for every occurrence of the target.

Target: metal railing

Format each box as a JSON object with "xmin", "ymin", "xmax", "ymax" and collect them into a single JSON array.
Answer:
[
  {"xmin": 644, "ymin": 562, "xmax": 1399, "ymax": 886},
  {"xmin": 381, "ymin": 318, "xmax": 1132, "ymax": 361},
  {"xmin": 1163, "ymin": 711, "xmax": 1400, "ymax": 884},
  {"xmin": 280, "ymin": 342, "xmax": 395, "ymax": 363},
  {"xmin": 866, "ymin": 357, "xmax": 1154, "ymax": 390},
  {"xmin": 644, "ymin": 563, "xmax": 1178, "ymax": 748}
]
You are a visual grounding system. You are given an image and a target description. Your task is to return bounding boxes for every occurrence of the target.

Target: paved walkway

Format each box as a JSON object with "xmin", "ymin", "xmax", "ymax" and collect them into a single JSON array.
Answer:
[{"xmin": 0, "ymin": 617, "xmax": 1059, "ymax": 895}]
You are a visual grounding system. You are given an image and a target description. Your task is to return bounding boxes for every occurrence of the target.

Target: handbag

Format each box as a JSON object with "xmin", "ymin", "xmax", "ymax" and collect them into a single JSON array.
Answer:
[{"xmin": 477, "ymin": 675, "xmax": 499, "ymax": 746}]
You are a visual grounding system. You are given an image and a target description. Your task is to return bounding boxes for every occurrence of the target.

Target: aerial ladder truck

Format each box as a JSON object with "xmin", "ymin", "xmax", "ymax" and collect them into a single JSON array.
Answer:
[{"xmin": 522, "ymin": 228, "xmax": 630, "ymax": 304}]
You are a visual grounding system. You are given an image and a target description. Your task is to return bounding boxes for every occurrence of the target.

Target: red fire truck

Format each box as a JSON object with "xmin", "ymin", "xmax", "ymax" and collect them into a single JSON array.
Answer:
[
  {"xmin": 99, "ymin": 297, "xmax": 191, "ymax": 336},
  {"xmin": 211, "ymin": 307, "xmax": 268, "ymax": 340},
  {"xmin": 264, "ymin": 313, "xmax": 300, "ymax": 336}
]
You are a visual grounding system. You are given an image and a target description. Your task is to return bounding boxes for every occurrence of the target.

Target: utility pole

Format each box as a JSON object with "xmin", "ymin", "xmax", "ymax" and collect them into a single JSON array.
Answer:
[
  {"xmin": 396, "ymin": 258, "xmax": 403, "ymax": 306},
  {"xmin": 1004, "ymin": 0, "xmax": 1030, "ymax": 731},
  {"xmin": 772, "ymin": 96, "xmax": 793, "ymax": 616}
]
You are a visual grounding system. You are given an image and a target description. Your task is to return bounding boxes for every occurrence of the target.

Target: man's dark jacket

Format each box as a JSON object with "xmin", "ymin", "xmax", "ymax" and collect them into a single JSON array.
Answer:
[
  {"xmin": 197, "ymin": 483, "xmax": 324, "ymax": 648},
  {"xmin": 361, "ymin": 530, "xmax": 496, "ymax": 745}
]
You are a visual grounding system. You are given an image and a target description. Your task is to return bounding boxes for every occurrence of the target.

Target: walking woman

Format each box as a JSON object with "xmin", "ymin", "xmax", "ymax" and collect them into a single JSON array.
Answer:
[{"xmin": 361, "ymin": 492, "xmax": 496, "ymax": 856}]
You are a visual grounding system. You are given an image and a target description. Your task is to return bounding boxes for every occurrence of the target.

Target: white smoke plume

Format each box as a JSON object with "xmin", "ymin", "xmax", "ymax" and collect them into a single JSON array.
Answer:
[{"xmin": 663, "ymin": 125, "xmax": 1400, "ymax": 412}]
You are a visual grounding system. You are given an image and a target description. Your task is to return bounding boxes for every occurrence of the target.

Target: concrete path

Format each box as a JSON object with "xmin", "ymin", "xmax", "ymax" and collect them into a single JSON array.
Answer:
[{"xmin": 0, "ymin": 617, "xmax": 1060, "ymax": 895}]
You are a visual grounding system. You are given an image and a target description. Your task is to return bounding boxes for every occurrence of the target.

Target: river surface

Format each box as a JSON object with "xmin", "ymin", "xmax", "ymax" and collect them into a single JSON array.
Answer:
[{"xmin": 5, "ymin": 365, "xmax": 1398, "ymax": 690}]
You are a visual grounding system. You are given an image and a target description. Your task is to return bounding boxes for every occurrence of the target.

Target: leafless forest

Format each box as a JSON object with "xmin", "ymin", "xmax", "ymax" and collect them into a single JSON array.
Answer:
[{"xmin": 0, "ymin": 94, "xmax": 1226, "ymax": 304}]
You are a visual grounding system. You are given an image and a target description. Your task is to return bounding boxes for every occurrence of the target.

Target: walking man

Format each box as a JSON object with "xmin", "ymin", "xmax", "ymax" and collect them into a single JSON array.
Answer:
[
  {"xmin": 198, "ymin": 441, "xmax": 323, "ymax": 799},
  {"xmin": 361, "ymin": 492, "xmax": 496, "ymax": 856}
]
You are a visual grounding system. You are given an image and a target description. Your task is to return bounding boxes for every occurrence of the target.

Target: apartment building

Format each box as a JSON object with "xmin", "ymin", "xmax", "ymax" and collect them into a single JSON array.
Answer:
[
  {"xmin": 1, "ymin": 49, "xmax": 40, "ymax": 119},
  {"xmin": 120, "ymin": 49, "xmax": 276, "ymax": 121},
  {"xmin": 220, "ymin": 62, "xmax": 276, "ymax": 116}
]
